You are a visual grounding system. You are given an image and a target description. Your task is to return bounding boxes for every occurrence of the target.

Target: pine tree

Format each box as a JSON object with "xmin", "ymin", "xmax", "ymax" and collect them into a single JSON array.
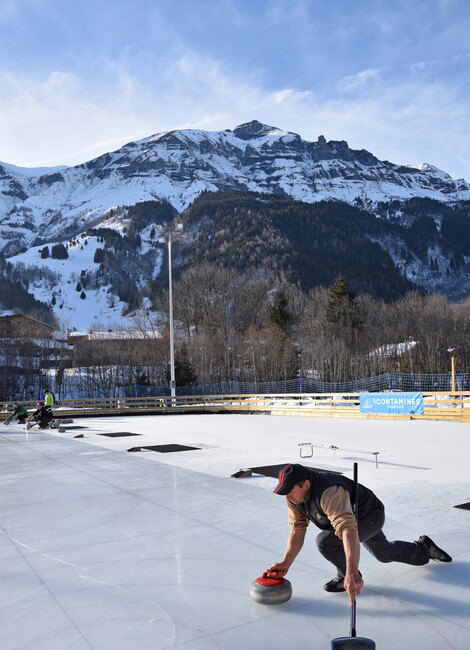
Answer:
[
  {"xmin": 167, "ymin": 343, "xmax": 198, "ymax": 387},
  {"xmin": 269, "ymin": 289, "xmax": 292, "ymax": 334},
  {"xmin": 94, "ymin": 248, "xmax": 105, "ymax": 263},
  {"xmin": 51, "ymin": 243, "xmax": 68, "ymax": 260},
  {"xmin": 326, "ymin": 275, "xmax": 362, "ymax": 329}
]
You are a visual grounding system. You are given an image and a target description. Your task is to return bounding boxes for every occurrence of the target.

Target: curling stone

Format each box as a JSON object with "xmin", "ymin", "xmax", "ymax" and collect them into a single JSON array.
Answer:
[
  {"xmin": 250, "ymin": 572, "xmax": 292, "ymax": 605},
  {"xmin": 58, "ymin": 427, "xmax": 65, "ymax": 432}
]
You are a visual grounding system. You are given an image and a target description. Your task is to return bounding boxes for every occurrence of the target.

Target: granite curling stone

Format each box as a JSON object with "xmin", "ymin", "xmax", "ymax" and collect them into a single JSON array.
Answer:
[{"xmin": 250, "ymin": 572, "xmax": 292, "ymax": 605}]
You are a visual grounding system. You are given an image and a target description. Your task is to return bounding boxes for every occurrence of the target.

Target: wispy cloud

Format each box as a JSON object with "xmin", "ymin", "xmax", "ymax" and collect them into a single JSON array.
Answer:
[
  {"xmin": 337, "ymin": 68, "xmax": 382, "ymax": 93},
  {"xmin": 273, "ymin": 88, "xmax": 312, "ymax": 104}
]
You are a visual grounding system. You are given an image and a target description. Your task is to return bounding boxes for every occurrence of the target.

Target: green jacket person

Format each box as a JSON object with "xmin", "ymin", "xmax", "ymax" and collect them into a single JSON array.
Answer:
[{"xmin": 5, "ymin": 402, "xmax": 28, "ymax": 424}]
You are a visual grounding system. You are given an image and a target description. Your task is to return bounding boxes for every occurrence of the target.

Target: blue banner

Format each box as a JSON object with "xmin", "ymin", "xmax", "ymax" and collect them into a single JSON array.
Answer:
[{"xmin": 360, "ymin": 392, "xmax": 424, "ymax": 415}]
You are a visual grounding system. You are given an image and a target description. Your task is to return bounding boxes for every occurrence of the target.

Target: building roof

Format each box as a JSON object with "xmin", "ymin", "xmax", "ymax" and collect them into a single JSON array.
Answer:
[
  {"xmin": 69, "ymin": 330, "xmax": 162, "ymax": 341},
  {"xmin": 369, "ymin": 340, "xmax": 418, "ymax": 357},
  {"xmin": 0, "ymin": 312, "xmax": 55, "ymax": 329}
]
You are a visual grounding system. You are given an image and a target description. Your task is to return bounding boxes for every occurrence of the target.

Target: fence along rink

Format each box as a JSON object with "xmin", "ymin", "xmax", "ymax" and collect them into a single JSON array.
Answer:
[{"xmin": 66, "ymin": 372, "xmax": 470, "ymax": 399}]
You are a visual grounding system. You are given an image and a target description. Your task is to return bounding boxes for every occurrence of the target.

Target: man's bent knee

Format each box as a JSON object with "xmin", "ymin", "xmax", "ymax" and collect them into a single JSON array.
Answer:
[{"xmin": 316, "ymin": 530, "xmax": 341, "ymax": 552}]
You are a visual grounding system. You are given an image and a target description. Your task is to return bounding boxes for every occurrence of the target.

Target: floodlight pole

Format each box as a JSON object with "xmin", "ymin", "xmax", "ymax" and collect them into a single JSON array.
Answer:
[
  {"xmin": 451, "ymin": 354, "xmax": 456, "ymax": 409},
  {"xmin": 159, "ymin": 223, "xmax": 183, "ymax": 400},
  {"xmin": 168, "ymin": 234, "xmax": 176, "ymax": 398}
]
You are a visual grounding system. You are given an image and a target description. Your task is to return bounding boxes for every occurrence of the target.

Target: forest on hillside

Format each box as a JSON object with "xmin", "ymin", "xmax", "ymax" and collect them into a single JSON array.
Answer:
[
  {"xmin": 146, "ymin": 267, "xmax": 470, "ymax": 387},
  {"xmin": 167, "ymin": 191, "xmax": 470, "ymax": 302}
]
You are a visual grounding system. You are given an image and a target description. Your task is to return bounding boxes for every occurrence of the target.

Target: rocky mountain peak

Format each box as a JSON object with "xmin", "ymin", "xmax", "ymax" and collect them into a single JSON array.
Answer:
[{"xmin": 233, "ymin": 120, "xmax": 282, "ymax": 140}]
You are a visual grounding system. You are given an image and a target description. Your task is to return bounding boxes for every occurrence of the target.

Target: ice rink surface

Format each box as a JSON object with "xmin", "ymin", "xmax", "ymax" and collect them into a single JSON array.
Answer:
[{"xmin": 1, "ymin": 413, "xmax": 469, "ymax": 649}]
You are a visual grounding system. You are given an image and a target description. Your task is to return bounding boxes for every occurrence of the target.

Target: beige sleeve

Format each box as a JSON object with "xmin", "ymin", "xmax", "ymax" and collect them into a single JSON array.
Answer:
[
  {"xmin": 320, "ymin": 485, "xmax": 357, "ymax": 539},
  {"xmin": 287, "ymin": 498, "xmax": 309, "ymax": 529}
]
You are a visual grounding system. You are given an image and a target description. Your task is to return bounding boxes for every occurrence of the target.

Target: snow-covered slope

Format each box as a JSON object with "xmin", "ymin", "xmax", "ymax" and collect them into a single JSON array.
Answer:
[
  {"xmin": 1, "ymin": 120, "xmax": 470, "ymax": 256},
  {"xmin": 7, "ymin": 236, "xmax": 131, "ymax": 330},
  {"xmin": 4, "ymin": 211, "xmax": 163, "ymax": 329}
]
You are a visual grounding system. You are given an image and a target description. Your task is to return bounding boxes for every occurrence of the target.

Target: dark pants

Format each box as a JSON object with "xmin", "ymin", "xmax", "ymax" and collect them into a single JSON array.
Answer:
[
  {"xmin": 316, "ymin": 506, "xmax": 430, "ymax": 578},
  {"xmin": 35, "ymin": 416, "xmax": 52, "ymax": 429}
]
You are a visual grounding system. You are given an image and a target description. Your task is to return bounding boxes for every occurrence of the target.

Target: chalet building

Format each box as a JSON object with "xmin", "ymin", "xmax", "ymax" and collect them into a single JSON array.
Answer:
[
  {"xmin": 69, "ymin": 330, "xmax": 163, "ymax": 366},
  {"xmin": 0, "ymin": 313, "xmax": 55, "ymax": 339},
  {"xmin": 369, "ymin": 340, "xmax": 419, "ymax": 372}
]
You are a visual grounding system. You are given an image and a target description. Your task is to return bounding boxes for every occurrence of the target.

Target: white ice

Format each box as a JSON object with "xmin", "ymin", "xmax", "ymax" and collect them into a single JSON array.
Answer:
[{"xmin": 1, "ymin": 413, "xmax": 469, "ymax": 649}]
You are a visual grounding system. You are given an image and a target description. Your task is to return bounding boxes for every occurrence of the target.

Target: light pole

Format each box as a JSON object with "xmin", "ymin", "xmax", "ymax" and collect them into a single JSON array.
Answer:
[{"xmin": 158, "ymin": 223, "xmax": 183, "ymax": 398}]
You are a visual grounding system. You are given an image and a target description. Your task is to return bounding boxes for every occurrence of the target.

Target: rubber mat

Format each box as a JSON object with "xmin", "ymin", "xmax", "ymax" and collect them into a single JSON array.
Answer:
[{"xmin": 128, "ymin": 444, "xmax": 200, "ymax": 453}]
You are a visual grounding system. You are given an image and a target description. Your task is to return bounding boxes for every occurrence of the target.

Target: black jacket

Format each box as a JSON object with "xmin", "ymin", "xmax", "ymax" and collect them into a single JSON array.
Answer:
[
  {"xmin": 33, "ymin": 406, "xmax": 52, "ymax": 421},
  {"xmin": 294, "ymin": 470, "xmax": 384, "ymax": 531}
]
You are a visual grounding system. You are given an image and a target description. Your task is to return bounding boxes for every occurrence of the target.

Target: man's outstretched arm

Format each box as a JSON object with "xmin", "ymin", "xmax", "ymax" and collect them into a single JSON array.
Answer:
[
  {"xmin": 266, "ymin": 527, "xmax": 307, "ymax": 577},
  {"xmin": 342, "ymin": 528, "xmax": 364, "ymax": 603}
]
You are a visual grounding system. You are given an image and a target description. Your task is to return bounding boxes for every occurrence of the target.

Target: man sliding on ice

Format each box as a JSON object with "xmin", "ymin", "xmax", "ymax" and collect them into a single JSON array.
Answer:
[
  {"xmin": 26, "ymin": 402, "xmax": 53, "ymax": 430},
  {"xmin": 5, "ymin": 402, "xmax": 28, "ymax": 425},
  {"xmin": 266, "ymin": 463, "xmax": 452, "ymax": 603}
]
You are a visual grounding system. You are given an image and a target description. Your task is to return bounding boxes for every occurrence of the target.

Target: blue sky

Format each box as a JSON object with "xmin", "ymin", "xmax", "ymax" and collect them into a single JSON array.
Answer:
[{"xmin": 1, "ymin": 0, "xmax": 470, "ymax": 180}]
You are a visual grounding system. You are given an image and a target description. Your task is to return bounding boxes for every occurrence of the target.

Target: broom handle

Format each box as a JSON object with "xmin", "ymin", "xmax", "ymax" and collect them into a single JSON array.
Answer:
[{"xmin": 350, "ymin": 462, "xmax": 359, "ymax": 638}]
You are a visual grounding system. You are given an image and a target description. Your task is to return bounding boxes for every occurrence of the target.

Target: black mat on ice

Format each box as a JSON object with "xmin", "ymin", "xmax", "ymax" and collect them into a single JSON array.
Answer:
[
  {"xmin": 454, "ymin": 502, "xmax": 470, "ymax": 510},
  {"xmin": 128, "ymin": 444, "xmax": 200, "ymax": 453},
  {"xmin": 232, "ymin": 464, "xmax": 342, "ymax": 478},
  {"xmin": 99, "ymin": 432, "xmax": 141, "ymax": 437}
]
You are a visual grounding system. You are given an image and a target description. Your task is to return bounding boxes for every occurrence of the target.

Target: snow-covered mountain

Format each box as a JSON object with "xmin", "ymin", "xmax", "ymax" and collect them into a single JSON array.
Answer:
[
  {"xmin": 1, "ymin": 120, "xmax": 470, "ymax": 328},
  {"xmin": 1, "ymin": 120, "xmax": 470, "ymax": 257}
]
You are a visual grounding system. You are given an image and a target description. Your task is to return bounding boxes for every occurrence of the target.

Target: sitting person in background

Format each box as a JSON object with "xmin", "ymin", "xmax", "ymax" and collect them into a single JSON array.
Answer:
[
  {"xmin": 44, "ymin": 389, "xmax": 54, "ymax": 407},
  {"xmin": 27, "ymin": 402, "xmax": 53, "ymax": 430},
  {"xmin": 5, "ymin": 402, "xmax": 28, "ymax": 425}
]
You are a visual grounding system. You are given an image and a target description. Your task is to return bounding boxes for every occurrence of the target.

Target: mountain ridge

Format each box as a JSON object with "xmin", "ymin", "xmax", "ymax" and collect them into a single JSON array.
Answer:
[{"xmin": 1, "ymin": 120, "xmax": 470, "ymax": 258}]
